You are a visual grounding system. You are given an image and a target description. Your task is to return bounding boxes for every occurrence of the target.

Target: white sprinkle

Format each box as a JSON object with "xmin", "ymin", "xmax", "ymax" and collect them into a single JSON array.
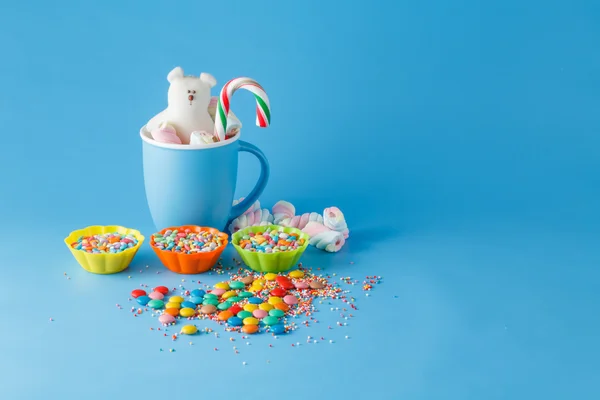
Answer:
[
  {"xmin": 345, "ymin": 335, "xmax": 350, "ymax": 339},
  {"xmin": 243, "ymin": 361, "xmax": 247, "ymax": 366},
  {"xmin": 329, "ymin": 340, "xmax": 334, "ymax": 343}
]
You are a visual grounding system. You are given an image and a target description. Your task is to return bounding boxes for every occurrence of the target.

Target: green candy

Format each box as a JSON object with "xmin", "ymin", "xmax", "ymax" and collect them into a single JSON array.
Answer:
[
  {"xmin": 269, "ymin": 309, "xmax": 285, "ymax": 318},
  {"xmin": 147, "ymin": 299, "xmax": 164, "ymax": 309},
  {"xmin": 262, "ymin": 316, "xmax": 279, "ymax": 326},
  {"xmin": 237, "ymin": 311, "xmax": 253, "ymax": 319},
  {"xmin": 217, "ymin": 301, "xmax": 232, "ymax": 311},
  {"xmin": 238, "ymin": 291, "xmax": 253, "ymax": 298},
  {"xmin": 204, "ymin": 293, "xmax": 218, "ymax": 300},
  {"xmin": 203, "ymin": 298, "xmax": 219, "ymax": 306},
  {"xmin": 229, "ymin": 281, "xmax": 245, "ymax": 290},
  {"xmin": 226, "ymin": 296, "xmax": 241, "ymax": 303}
]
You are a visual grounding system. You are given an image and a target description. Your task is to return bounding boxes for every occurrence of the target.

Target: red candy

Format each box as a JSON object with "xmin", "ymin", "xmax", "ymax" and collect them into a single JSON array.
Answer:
[
  {"xmin": 276, "ymin": 276, "xmax": 294, "ymax": 290},
  {"xmin": 131, "ymin": 289, "xmax": 146, "ymax": 298},
  {"xmin": 270, "ymin": 288, "xmax": 287, "ymax": 297},
  {"xmin": 228, "ymin": 304, "xmax": 243, "ymax": 315},
  {"xmin": 154, "ymin": 286, "xmax": 169, "ymax": 295}
]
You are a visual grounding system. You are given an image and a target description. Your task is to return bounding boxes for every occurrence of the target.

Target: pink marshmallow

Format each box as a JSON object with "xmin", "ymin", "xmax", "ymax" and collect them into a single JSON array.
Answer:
[{"xmin": 151, "ymin": 122, "xmax": 182, "ymax": 144}]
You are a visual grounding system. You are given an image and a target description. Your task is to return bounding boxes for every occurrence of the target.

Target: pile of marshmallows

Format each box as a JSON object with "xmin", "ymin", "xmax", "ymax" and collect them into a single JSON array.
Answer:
[
  {"xmin": 229, "ymin": 200, "xmax": 349, "ymax": 253},
  {"xmin": 146, "ymin": 67, "xmax": 270, "ymax": 146}
]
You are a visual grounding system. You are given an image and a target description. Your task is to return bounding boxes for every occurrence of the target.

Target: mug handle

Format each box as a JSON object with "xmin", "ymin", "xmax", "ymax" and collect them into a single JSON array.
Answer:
[{"xmin": 228, "ymin": 140, "xmax": 270, "ymax": 224}]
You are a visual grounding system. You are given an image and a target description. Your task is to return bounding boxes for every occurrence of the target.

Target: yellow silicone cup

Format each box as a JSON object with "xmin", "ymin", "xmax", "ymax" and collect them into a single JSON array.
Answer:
[
  {"xmin": 64, "ymin": 225, "xmax": 145, "ymax": 274},
  {"xmin": 231, "ymin": 225, "xmax": 310, "ymax": 273}
]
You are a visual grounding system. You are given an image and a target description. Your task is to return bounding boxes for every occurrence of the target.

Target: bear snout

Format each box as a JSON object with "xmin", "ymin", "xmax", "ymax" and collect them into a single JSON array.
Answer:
[{"xmin": 188, "ymin": 95, "xmax": 194, "ymax": 101}]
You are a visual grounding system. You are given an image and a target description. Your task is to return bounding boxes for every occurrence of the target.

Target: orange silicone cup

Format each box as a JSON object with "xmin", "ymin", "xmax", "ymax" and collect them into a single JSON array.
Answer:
[{"xmin": 150, "ymin": 226, "xmax": 229, "ymax": 274}]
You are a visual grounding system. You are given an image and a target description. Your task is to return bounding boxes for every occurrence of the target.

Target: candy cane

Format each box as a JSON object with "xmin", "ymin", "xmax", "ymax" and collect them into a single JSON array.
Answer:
[{"xmin": 214, "ymin": 77, "xmax": 271, "ymax": 141}]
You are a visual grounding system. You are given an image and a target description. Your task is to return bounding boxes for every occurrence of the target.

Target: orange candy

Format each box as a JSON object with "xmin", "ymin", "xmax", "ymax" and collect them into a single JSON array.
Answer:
[
  {"xmin": 274, "ymin": 302, "xmax": 289, "ymax": 312},
  {"xmin": 218, "ymin": 310, "xmax": 233, "ymax": 321},
  {"xmin": 164, "ymin": 308, "xmax": 180, "ymax": 317},
  {"xmin": 242, "ymin": 324, "xmax": 259, "ymax": 334}
]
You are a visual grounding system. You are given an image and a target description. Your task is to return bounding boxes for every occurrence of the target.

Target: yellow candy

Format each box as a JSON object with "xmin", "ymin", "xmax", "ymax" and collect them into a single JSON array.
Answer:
[
  {"xmin": 243, "ymin": 304, "xmax": 258, "ymax": 312},
  {"xmin": 243, "ymin": 317, "xmax": 259, "ymax": 325},
  {"xmin": 289, "ymin": 270, "xmax": 304, "ymax": 279},
  {"xmin": 268, "ymin": 296, "xmax": 283, "ymax": 305},
  {"xmin": 180, "ymin": 325, "xmax": 198, "ymax": 335},
  {"xmin": 165, "ymin": 302, "xmax": 181, "ymax": 309},
  {"xmin": 253, "ymin": 235, "xmax": 267, "ymax": 245},
  {"xmin": 254, "ymin": 279, "xmax": 265, "ymax": 286},
  {"xmin": 214, "ymin": 282, "xmax": 230, "ymax": 290},
  {"xmin": 259, "ymin": 303, "xmax": 274, "ymax": 311},
  {"xmin": 222, "ymin": 290, "xmax": 237, "ymax": 299},
  {"xmin": 264, "ymin": 273, "xmax": 277, "ymax": 281},
  {"xmin": 249, "ymin": 285, "xmax": 262, "ymax": 293},
  {"xmin": 179, "ymin": 308, "xmax": 196, "ymax": 318},
  {"xmin": 169, "ymin": 296, "xmax": 184, "ymax": 303}
]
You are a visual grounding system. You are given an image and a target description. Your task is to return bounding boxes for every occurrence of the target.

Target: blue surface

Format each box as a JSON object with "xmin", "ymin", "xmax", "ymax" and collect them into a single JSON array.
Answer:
[{"xmin": 1, "ymin": 0, "xmax": 600, "ymax": 399}]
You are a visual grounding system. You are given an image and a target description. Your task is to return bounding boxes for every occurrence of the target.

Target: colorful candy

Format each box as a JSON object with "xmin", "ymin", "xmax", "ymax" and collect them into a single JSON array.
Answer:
[
  {"xmin": 180, "ymin": 308, "xmax": 196, "ymax": 318},
  {"xmin": 169, "ymin": 296, "xmax": 184, "ymax": 303},
  {"xmin": 262, "ymin": 316, "xmax": 279, "ymax": 326},
  {"xmin": 276, "ymin": 276, "xmax": 295, "ymax": 290},
  {"xmin": 242, "ymin": 324, "xmax": 259, "ymax": 334},
  {"xmin": 159, "ymin": 314, "xmax": 175, "ymax": 325},
  {"xmin": 147, "ymin": 299, "xmax": 164, "ymax": 309},
  {"xmin": 131, "ymin": 289, "xmax": 146, "ymax": 298},
  {"xmin": 237, "ymin": 229, "xmax": 304, "ymax": 253},
  {"xmin": 154, "ymin": 286, "xmax": 169, "ymax": 295},
  {"xmin": 148, "ymin": 291, "xmax": 164, "ymax": 300},
  {"xmin": 201, "ymin": 305, "xmax": 217, "ymax": 314},
  {"xmin": 128, "ymin": 268, "xmax": 382, "ymax": 341},
  {"xmin": 136, "ymin": 296, "xmax": 150, "ymax": 306},
  {"xmin": 164, "ymin": 308, "xmax": 179, "ymax": 317},
  {"xmin": 71, "ymin": 232, "xmax": 138, "ymax": 254},
  {"xmin": 152, "ymin": 228, "xmax": 224, "ymax": 253},
  {"xmin": 180, "ymin": 325, "xmax": 198, "ymax": 335}
]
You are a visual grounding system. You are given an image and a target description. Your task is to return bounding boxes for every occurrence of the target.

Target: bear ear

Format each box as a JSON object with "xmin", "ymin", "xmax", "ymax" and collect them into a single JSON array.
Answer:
[
  {"xmin": 167, "ymin": 67, "xmax": 184, "ymax": 83},
  {"xmin": 200, "ymin": 72, "xmax": 217, "ymax": 88}
]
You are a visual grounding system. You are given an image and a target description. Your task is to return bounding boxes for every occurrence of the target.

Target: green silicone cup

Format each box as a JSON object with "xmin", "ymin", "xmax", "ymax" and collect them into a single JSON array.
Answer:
[{"xmin": 231, "ymin": 225, "xmax": 310, "ymax": 273}]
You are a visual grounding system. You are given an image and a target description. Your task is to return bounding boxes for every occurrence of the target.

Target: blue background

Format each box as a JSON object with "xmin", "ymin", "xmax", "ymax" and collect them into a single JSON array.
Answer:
[{"xmin": 1, "ymin": 0, "xmax": 599, "ymax": 398}]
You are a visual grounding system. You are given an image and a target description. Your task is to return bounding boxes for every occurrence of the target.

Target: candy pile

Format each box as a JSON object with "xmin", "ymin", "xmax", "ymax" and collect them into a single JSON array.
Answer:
[
  {"xmin": 229, "ymin": 199, "xmax": 349, "ymax": 253},
  {"xmin": 151, "ymin": 228, "xmax": 224, "ymax": 253},
  {"xmin": 70, "ymin": 232, "xmax": 138, "ymax": 254},
  {"xmin": 128, "ymin": 268, "xmax": 347, "ymax": 336},
  {"xmin": 238, "ymin": 230, "xmax": 304, "ymax": 253}
]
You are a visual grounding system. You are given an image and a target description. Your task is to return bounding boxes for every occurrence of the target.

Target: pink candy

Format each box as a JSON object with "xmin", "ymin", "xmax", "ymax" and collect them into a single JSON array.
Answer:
[
  {"xmin": 159, "ymin": 314, "xmax": 175, "ymax": 325},
  {"xmin": 148, "ymin": 291, "xmax": 164, "ymax": 300}
]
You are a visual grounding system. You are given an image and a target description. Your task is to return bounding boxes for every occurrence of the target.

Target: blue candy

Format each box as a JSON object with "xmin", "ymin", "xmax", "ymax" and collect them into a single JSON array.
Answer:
[
  {"xmin": 270, "ymin": 324, "xmax": 286, "ymax": 334},
  {"xmin": 181, "ymin": 301, "xmax": 196, "ymax": 309},
  {"xmin": 190, "ymin": 296, "xmax": 204, "ymax": 305},
  {"xmin": 136, "ymin": 296, "xmax": 150, "ymax": 306},
  {"xmin": 227, "ymin": 316, "xmax": 243, "ymax": 326},
  {"xmin": 191, "ymin": 289, "xmax": 206, "ymax": 297},
  {"xmin": 248, "ymin": 297, "xmax": 263, "ymax": 304}
]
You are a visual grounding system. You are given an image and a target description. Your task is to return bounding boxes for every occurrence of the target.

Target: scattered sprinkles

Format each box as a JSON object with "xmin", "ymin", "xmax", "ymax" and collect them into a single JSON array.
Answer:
[{"xmin": 121, "ymin": 260, "xmax": 382, "ymax": 358}]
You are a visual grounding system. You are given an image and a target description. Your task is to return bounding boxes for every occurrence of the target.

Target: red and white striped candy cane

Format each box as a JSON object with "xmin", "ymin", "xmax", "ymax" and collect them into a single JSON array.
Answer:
[{"xmin": 214, "ymin": 77, "xmax": 271, "ymax": 141}]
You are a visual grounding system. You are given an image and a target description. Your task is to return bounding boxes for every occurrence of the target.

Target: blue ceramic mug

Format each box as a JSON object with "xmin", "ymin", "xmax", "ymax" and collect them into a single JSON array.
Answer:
[{"xmin": 140, "ymin": 126, "xmax": 269, "ymax": 231}]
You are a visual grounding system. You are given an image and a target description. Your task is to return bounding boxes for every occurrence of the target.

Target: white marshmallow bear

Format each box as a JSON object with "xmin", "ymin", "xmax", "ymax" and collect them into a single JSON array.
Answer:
[{"xmin": 147, "ymin": 66, "xmax": 217, "ymax": 144}]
